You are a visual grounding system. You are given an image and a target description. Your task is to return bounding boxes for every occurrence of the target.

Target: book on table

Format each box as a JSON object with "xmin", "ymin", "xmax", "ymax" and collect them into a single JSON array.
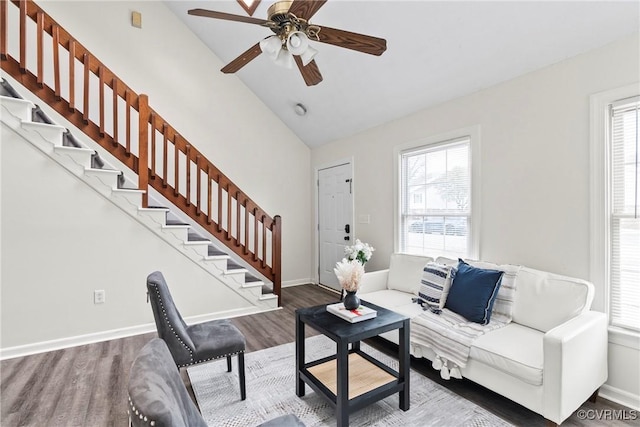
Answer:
[{"xmin": 326, "ymin": 302, "xmax": 377, "ymax": 323}]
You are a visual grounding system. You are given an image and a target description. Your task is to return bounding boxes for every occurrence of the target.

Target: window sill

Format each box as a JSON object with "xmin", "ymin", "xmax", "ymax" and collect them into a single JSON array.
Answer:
[{"xmin": 608, "ymin": 326, "xmax": 640, "ymax": 350}]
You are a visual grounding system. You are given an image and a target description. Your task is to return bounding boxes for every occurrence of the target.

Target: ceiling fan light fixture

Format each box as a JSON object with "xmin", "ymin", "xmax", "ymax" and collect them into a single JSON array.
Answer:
[
  {"xmin": 273, "ymin": 48, "xmax": 295, "ymax": 69},
  {"xmin": 300, "ymin": 45, "xmax": 318, "ymax": 66},
  {"xmin": 286, "ymin": 31, "xmax": 309, "ymax": 55},
  {"xmin": 259, "ymin": 35, "xmax": 283, "ymax": 60}
]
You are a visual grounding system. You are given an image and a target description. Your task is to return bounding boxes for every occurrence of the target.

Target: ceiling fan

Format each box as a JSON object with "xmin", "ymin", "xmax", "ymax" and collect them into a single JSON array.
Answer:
[{"xmin": 188, "ymin": 0, "xmax": 387, "ymax": 86}]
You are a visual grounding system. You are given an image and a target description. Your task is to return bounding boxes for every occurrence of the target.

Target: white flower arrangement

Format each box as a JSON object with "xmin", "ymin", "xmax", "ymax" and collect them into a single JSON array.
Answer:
[
  {"xmin": 344, "ymin": 239, "xmax": 375, "ymax": 265},
  {"xmin": 333, "ymin": 258, "xmax": 365, "ymax": 292}
]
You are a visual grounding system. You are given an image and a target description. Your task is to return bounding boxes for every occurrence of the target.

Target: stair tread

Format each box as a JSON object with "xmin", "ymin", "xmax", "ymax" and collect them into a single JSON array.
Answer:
[
  {"xmin": 54, "ymin": 145, "xmax": 94, "ymax": 154},
  {"xmin": 85, "ymin": 167, "xmax": 120, "ymax": 174},
  {"xmin": 187, "ymin": 232, "xmax": 209, "ymax": 242},
  {"xmin": 208, "ymin": 247, "xmax": 227, "ymax": 256},
  {"xmin": 226, "ymin": 261, "xmax": 245, "ymax": 270},
  {"xmin": 166, "ymin": 219, "xmax": 189, "ymax": 226}
]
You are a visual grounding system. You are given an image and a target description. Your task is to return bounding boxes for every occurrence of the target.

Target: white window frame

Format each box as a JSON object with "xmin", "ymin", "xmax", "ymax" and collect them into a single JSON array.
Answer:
[
  {"xmin": 590, "ymin": 83, "xmax": 640, "ymax": 349},
  {"xmin": 394, "ymin": 126, "xmax": 481, "ymax": 259}
]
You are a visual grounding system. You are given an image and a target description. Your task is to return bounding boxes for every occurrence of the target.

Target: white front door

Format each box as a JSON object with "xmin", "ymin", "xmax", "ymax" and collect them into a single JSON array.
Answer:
[{"xmin": 318, "ymin": 163, "xmax": 353, "ymax": 291}]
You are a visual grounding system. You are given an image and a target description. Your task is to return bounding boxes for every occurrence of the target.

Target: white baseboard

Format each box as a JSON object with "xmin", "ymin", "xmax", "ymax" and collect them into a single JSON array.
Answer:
[
  {"xmin": 600, "ymin": 383, "xmax": 640, "ymax": 411},
  {"xmin": 0, "ymin": 307, "xmax": 259, "ymax": 361},
  {"xmin": 282, "ymin": 278, "xmax": 313, "ymax": 288}
]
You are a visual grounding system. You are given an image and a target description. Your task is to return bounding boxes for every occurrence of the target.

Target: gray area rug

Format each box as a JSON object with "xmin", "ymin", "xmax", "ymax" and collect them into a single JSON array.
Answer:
[{"xmin": 187, "ymin": 335, "xmax": 513, "ymax": 427}]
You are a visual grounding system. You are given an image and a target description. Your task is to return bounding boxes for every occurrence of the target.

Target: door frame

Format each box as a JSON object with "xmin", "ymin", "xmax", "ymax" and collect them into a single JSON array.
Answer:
[{"xmin": 314, "ymin": 157, "xmax": 355, "ymax": 286}]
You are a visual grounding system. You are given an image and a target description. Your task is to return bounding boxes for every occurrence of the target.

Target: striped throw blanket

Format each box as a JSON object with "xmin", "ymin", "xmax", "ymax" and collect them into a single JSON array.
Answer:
[{"xmin": 411, "ymin": 264, "xmax": 520, "ymax": 379}]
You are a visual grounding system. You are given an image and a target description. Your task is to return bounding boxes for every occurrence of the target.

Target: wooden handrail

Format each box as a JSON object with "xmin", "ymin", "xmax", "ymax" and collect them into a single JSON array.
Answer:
[{"xmin": 0, "ymin": 0, "xmax": 282, "ymax": 305}]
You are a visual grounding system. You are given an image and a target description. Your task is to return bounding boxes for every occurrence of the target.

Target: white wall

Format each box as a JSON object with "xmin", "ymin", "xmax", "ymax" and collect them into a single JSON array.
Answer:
[
  {"xmin": 311, "ymin": 34, "xmax": 640, "ymax": 407},
  {"xmin": 35, "ymin": 0, "xmax": 312, "ymax": 285}
]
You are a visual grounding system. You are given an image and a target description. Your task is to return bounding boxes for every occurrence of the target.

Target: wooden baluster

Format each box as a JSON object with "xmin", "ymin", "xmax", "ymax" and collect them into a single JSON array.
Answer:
[
  {"xmin": 98, "ymin": 66, "xmax": 104, "ymax": 135},
  {"xmin": 36, "ymin": 12, "xmax": 43, "ymax": 85},
  {"xmin": 227, "ymin": 187, "xmax": 232, "ymax": 240},
  {"xmin": 273, "ymin": 215, "xmax": 282, "ymax": 306},
  {"xmin": 217, "ymin": 176, "xmax": 223, "ymax": 233},
  {"xmin": 111, "ymin": 79, "xmax": 118, "ymax": 146},
  {"xmin": 162, "ymin": 124, "xmax": 168, "ymax": 187},
  {"xmin": 68, "ymin": 40, "xmax": 75, "ymax": 111},
  {"xmin": 236, "ymin": 192, "xmax": 241, "ymax": 247},
  {"xmin": 138, "ymin": 94, "xmax": 149, "ymax": 208},
  {"xmin": 83, "ymin": 53, "xmax": 89, "ymax": 123},
  {"xmin": 262, "ymin": 215, "xmax": 267, "ymax": 267},
  {"xmin": 207, "ymin": 166, "xmax": 212, "ymax": 225},
  {"xmin": 52, "ymin": 25, "xmax": 60, "ymax": 99},
  {"xmin": 244, "ymin": 201, "xmax": 249, "ymax": 255},
  {"xmin": 1, "ymin": 0, "xmax": 7, "ymax": 59},
  {"xmin": 174, "ymin": 136, "xmax": 179, "ymax": 197},
  {"xmin": 185, "ymin": 144, "xmax": 191, "ymax": 207},
  {"xmin": 125, "ymin": 90, "xmax": 131, "ymax": 155},
  {"xmin": 19, "ymin": 0, "xmax": 26, "ymax": 72},
  {"xmin": 150, "ymin": 113, "xmax": 156, "ymax": 178},
  {"xmin": 253, "ymin": 209, "xmax": 259, "ymax": 261},
  {"xmin": 196, "ymin": 155, "xmax": 201, "ymax": 215}
]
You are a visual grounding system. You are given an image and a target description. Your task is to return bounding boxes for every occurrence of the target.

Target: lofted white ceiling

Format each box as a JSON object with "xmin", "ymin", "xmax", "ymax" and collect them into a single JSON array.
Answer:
[{"xmin": 165, "ymin": 1, "xmax": 640, "ymax": 148}]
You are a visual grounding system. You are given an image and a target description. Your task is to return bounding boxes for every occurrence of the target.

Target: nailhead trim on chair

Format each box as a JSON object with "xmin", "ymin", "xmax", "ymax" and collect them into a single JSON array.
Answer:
[
  {"xmin": 177, "ymin": 350, "xmax": 245, "ymax": 368},
  {"xmin": 128, "ymin": 395, "xmax": 156, "ymax": 426},
  {"xmin": 150, "ymin": 284, "xmax": 195, "ymax": 363}
]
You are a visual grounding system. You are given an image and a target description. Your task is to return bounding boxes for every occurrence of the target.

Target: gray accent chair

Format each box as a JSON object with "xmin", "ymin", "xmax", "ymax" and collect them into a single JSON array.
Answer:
[
  {"xmin": 146, "ymin": 271, "xmax": 246, "ymax": 400},
  {"xmin": 128, "ymin": 338, "xmax": 305, "ymax": 427}
]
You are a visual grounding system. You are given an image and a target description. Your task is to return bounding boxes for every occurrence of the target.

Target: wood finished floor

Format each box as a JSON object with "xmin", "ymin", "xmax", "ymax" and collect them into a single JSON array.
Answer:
[{"xmin": 0, "ymin": 284, "xmax": 635, "ymax": 426}]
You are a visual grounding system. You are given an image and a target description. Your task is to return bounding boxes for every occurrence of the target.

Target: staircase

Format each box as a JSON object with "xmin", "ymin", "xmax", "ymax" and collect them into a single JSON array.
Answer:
[
  {"xmin": 0, "ymin": 0, "xmax": 282, "ymax": 308},
  {"xmin": 1, "ymin": 75, "xmax": 278, "ymax": 310}
]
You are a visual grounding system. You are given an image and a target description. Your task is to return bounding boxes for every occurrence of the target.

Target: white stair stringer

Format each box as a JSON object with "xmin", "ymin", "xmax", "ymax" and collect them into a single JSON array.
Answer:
[{"xmin": 1, "ymin": 94, "xmax": 278, "ymax": 311}]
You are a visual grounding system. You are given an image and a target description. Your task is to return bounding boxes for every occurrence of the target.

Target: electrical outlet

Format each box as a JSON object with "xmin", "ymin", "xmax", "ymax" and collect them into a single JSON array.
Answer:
[{"xmin": 94, "ymin": 290, "xmax": 106, "ymax": 304}]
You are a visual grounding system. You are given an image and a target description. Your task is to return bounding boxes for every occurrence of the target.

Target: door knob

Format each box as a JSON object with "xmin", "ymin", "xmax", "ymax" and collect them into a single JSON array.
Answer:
[
  {"xmin": 344, "ymin": 236, "xmax": 350, "ymax": 241},
  {"xmin": 344, "ymin": 224, "xmax": 350, "ymax": 233}
]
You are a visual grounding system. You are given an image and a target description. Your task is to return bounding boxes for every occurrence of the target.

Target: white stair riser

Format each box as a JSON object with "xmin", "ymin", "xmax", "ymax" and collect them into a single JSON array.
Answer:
[
  {"xmin": 162, "ymin": 226, "xmax": 189, "ymax": 243},
  {"xmin": 137, "ymin": 208, "xmax": 169, "ymax": 226},
  {"xmin": 183, "ymin": 242, "xmax": 210, "ymax": 258},
  {"xmin": 201, "ymin": 258, "xmax": 229, "ymax": 275},
  {"xmin": 1, "ymin": 96, "xmax": 35, "ymax": 122},
  {"xmin": 224, "ymin": 271, "xmax": 247, "ymax": 285},
  {"xmin": 109, "ymin": 190, "xmax": 144, "ymax": 215},
  {"xmin": 21, "ymin": 121, "xmax": 66, "ymax": 146},
  {"xmin": 83, "ymin": 169, "xmax": 120, "ymax": 193},
  {"xmin": 240, "ymin": 284, "xmax": 264, "ymax": 299},
  {"xmin": 53, "ymin": 147, "xmax": 94, "ymax": 169}
]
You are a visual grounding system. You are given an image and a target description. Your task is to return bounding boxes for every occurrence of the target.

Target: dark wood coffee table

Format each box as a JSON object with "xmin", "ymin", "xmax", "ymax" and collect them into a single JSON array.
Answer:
[{"xmin": 295, "ymin": 300, "xmax": 410, "ymax": 427}]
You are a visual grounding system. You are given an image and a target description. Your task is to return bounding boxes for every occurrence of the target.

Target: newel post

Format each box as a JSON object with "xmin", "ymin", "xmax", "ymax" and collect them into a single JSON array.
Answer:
[
  {"xmin": 273, "ymin": 215, "xmax": 282, "ymax": 306},
  {"xmin": 138, "ymin": 94, "xmax": 149, "ymax": 208}
]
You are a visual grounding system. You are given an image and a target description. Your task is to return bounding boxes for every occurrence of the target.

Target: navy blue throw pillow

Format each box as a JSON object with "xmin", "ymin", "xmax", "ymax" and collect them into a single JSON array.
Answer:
[{"xmin": 444, "ymin": 260, "xmax": 504, "ymax": 325}]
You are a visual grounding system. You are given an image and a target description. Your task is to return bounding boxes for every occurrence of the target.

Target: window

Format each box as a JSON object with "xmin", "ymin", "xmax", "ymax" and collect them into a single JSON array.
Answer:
[
  {"xmin": 399, "ymin": 137, "xmax": 471, "ymax": 258},
  {"xmin": 609, "ymin": 96, "xmax": 640, "ymax": 332}
]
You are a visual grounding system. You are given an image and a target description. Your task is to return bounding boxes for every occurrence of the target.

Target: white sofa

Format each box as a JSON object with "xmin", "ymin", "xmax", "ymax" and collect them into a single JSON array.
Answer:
[{"xmin": 358, "ymin": 253, "xmax": 608, "ymax": 426}]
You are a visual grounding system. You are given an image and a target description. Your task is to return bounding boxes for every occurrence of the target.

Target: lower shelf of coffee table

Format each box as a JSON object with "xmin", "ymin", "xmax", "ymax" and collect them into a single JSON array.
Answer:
[{"xmin": 307, "ymin": 353, "xmax": 396, "ymax": 400}]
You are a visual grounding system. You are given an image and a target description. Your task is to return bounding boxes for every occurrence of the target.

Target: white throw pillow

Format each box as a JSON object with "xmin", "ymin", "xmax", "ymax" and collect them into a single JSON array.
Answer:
[
  {"xmin": 387, "ymin": 253, "xmax": 434, "ymax": 295},
  {"xmin": 418, "ymin": 262, "xmax": 455, "ymax": 309}
]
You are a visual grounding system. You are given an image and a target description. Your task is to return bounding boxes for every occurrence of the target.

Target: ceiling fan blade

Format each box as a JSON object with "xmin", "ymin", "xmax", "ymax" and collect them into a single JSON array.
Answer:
[
  {"xmin": 221, "ymin": 43, "xmax": 263, "ymax": 73},
  {"xmin": 316, "ymin": 26, "xmax": 387, "ymax": 56},
  {"xmin": 288, "ymin": 0, "xmax": 328, "ymax": 20},
  {"xmin": 188, "ymin": 9, "xmax": 269, "ymax": 26},
  {"xmin": 294, "ymin": 56, "xmax": 323, "ymax": 86}
]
